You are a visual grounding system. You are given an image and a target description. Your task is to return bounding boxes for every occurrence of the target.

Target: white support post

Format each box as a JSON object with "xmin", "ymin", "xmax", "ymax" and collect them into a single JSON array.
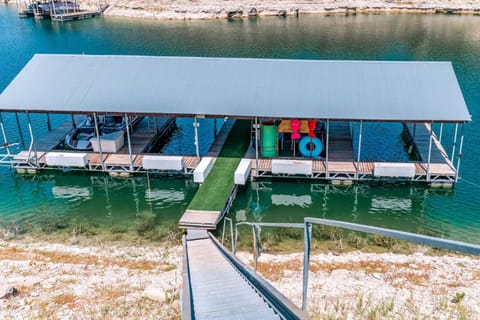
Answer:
[
  {"xmin": 438, "ymin": 123, "xmax": 444, "ymax": 144},
  {"xmin": 255, "ymin": 117, "xmax": 259, "ymax": 177},
  {"xmin": 355, "ymin": 120, "xmax": 363, "ymax": 180},
  {"xmin": 325, "ymin": 119, "xmax": 330, "ymax": 178},
  {"xmin": 426, "ymin": 121, "xmax": 434, "ymax": 181},
  {"xmin": 455, "ymin": 124, "xmax": 465, "ymax": 183},
  {"xmin": 26, "ymin": 111, "xmax": 38, "ymax": 168},
  {"xmin": 93, "ymin": 112, "xmax": 105, "ymax": 171},
  {"xmin": 0, "ymin": 113, "xmax": 11, "ymax": 155},
  {"xmin": 193, "ymin": 116, "xmax": 200, "ymax": 159},
  {"xmin": 15, "ymin": 113, "xmax": 25, "ymax": 148},
  {"xmin": 125, "ymin": 113, "xmax": 134, "ymax": 172},
  {"xmin": 451, "ymin": 123, "xmax": 459, "ymax": 160}
]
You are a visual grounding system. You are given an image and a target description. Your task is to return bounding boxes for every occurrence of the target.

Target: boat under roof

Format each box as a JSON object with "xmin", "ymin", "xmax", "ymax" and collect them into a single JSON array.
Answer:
[{"xmin": 0, "ymin": 54, "xmax": 471, "ymax": 122}]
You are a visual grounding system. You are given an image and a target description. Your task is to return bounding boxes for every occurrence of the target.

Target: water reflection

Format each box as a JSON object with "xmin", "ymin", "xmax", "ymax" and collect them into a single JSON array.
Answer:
[{"xmin": 229, "ymin": 180, "xmax": 476, "ymax": 242}]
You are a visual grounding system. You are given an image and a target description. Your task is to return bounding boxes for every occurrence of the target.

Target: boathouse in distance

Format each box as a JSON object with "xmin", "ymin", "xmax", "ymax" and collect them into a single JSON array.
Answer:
[{"xmin": 0, "ymin": 54, "xmax": 471, "ymax": 189}]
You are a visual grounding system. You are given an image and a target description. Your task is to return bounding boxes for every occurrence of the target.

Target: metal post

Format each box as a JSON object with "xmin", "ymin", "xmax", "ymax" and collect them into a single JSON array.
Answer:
[
  {"xmin": 438, "ymin": 123, "xmax": 443, "ymax": 144},
  {"xmin": 125, "ymin": 113, "xmax": 134, "ymax": 172},
  {"xmin": 93, "ymin": 113, "xmax": 105, "ymax": 171},
  {"xmin": 413, "ymin": 123, "xmax": 416, "ymax": 139},
  {"xmin": 252, "ymin": 225, "xmax": 257, "ymax": 271},
  {"xmin": 325, "ymin": 119, "xmax": 330, "ymax": 178},
  {"xmin": 15, "ymin": 113, "xmax": 25, "ymax": 148},
  {"xmin": 214, "ymin": 117, "xmax": 217, "ymax": 139},
  {"xmin": 355, "ymin": 120, "xmax": 363, "ymax": 180},
  {"xmin": 426, "ymin": 122, "xmax": 433, "ymax": 181},
  {"xmin": 26, "ymin": 112, "xmax": 38, "ymax": 168},
  {"xmin": 233, "ymin": 223, "xmax": 238, "ymax": 255},
  {"xmin": 455, "ymin": 123, "xmax": 465, "ymax": 183},
  {"xmin": 46, "ymin": 114, "xmax": 52, "ymax": 132},
  {"xmin": 154, "ymin": 116, "xmax": 158, "ymax": 134},
  {"xmin": 451, "ymin": 123, "xmax": 458, "ymax": 160},
  {"xmin": 193, "ymin": 116, "xmax": 200, "ymax": 159},
  {"xmin": 302, "ymin": 222, "xmax": 312, "ymax": 311},
  {"xmin": 71, "ymin": 114, "xmax": 76, "ymax": 129},
  {"xmin": 0, "ymin": 113, "xmax": 11, "ymax": 155},
  {"xmin": 255, "ymin": 117, "xmax": 259, "ymax": 177}
]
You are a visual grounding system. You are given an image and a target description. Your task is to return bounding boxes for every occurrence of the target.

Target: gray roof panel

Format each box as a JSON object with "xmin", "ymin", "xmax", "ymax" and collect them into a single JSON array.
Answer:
[{"xmin": 0, "ymin": 54, "xmax": 471, "ymax": 122}]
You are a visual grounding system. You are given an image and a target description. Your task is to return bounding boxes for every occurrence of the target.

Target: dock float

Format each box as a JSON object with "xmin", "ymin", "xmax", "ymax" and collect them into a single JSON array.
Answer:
[
  {"xmin": 179, "ymin": 120, "xmax": 251, "ymax": 229},
  {"xmin": 182, "ymin": 230, "xmax": 308, "ymax": 319}
]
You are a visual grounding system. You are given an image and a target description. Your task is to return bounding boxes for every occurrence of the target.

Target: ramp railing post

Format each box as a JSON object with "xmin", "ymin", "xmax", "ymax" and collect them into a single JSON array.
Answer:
[{"xmin": 302, "ymin": 222, "xmax": 312, "ymax": 311}]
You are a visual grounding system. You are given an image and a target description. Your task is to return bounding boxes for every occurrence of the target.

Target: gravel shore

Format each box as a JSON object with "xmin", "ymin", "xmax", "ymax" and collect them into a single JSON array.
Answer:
[
  {"xmin": 74, "ymin": 0, "xmax": 480, "ymax": 20},
  {"xmin": 2, "ymin": 238, "xmax": 479, "ymax": 319}
]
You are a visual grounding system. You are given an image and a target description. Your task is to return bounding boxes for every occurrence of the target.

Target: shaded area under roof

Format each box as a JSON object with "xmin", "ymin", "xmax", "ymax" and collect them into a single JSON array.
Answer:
[{"xmin": 0, "ymin": 54, "xmax": 471, "ymax": 122}]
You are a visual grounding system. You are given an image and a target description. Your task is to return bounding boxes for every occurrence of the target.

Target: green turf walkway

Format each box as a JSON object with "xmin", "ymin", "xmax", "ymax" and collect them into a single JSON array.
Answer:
[{"xmin": 187, "ymin": 120, "xmax": 251, "ymax": 211}]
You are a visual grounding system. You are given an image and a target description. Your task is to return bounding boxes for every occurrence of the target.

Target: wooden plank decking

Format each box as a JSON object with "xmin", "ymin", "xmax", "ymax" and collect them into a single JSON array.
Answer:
[{"xmin": 179, "ymin": 210, "xmax": 221, "ymax": 229}]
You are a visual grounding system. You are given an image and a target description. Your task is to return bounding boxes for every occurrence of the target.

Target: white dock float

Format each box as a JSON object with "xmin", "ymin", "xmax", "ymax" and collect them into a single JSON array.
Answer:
[
  {"xmin": 272, "ymin": 159, "xmax": 312, "ymax": 175},
  {"xmin": 91, "ymin": 131, "xmax": 124, "ymax": 153},
  {"xmin": 45, "ymin": 152, "xmax": 88, "ymax": 167},
  {"xmin": 142, "ymin": 155, "xmax": 184, "ymax": 171},
  {"xmin": 234, "ymin": 158, "xmax": 251, "ymax": 185},
  {"xmin": 373, "ymin": 162, "xmax": 416, "ymax": 178},
  {"xmin": 193, "ymin": 157, "xmax": 215, "ymax": 183}
]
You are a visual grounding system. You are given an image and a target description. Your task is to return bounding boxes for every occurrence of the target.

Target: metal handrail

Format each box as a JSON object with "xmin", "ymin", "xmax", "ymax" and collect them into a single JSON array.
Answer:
[
  {"xmin": 234, "ymin": 222, "xmax": 304, "ymax": 270},
  {"xmin": 181, "ymin": 235, "xmax": 194, "ymax": 320},
  {"xmin": 209, "ymin": 232, "xmax": 309, "ymax": 320},
  {"xmin": 302, "ymin": 217, "xmax": 480, "ymax": 311}
]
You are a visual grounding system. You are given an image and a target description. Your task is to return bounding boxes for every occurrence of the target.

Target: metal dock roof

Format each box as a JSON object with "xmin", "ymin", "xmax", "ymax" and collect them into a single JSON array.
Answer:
[{"xmin": 0, "ymin": 54, "xmax": 471, "ymax": 122}]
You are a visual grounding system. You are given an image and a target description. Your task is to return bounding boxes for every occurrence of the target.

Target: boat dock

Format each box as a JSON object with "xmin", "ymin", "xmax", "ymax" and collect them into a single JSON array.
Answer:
[{"xmin": 50, "ymin": 10, "xmax": 101, "ymax": 21}]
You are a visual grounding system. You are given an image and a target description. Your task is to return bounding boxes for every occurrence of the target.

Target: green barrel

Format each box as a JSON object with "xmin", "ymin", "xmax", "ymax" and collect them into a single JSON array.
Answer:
[{"xmin": 261, "ymin": 123, "xmax": 277, "ymax": 157}]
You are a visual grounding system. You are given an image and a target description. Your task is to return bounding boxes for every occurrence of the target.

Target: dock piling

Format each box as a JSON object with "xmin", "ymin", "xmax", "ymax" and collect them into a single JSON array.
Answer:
[
  {"xmin": 15, "ymin": 113, "xmax": 25, "ymax": 148},
  {"xmin": 0, "ymin": 113, "xmax": 11, "ymax": 155},
  {"xmin": 125, "ymin": 113, "xmax": 134, "ymax": 172},
  {"xmin": 455, "ymin": 123, "xmax": 465, "ymax": 182},
  {"xmin": 93, "ymin": 112, "xmax": 105, "ymax": 171}
]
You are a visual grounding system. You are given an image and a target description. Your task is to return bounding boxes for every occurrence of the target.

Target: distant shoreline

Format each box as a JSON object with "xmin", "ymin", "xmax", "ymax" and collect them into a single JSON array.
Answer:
[
  {"xmin": 6, "ymin": 0, "xmax": 480, "ymax": 20},
  {"xmin": 85, "ymin": 0, "xmax": 480, "ymax": 20}
]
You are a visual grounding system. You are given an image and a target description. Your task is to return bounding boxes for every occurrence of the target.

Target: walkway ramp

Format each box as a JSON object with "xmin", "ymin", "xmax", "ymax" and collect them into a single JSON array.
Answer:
[
  {"xmin": 183, "ymin": 230, "xmax": 307, "ymax": 320},
  {"xmin": 179, "ymin": 120, "xmax": 251, "ymax": 229}
]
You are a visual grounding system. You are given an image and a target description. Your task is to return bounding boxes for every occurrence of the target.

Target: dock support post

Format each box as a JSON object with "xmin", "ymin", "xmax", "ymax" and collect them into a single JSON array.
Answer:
[
  {"xmin": 15, "ymin": 113, "xmax": 25, "ymax": 148},
  {"xmin": 451, "ymin": 123, "xmax": 459, "ymax": 160},
  {"xmin": 0, "ymin": 113, "xmax": 11, "ymax": 155},
  {"xmin": 302, "ymin": 222, "xmax": 312, "ymax": 311},
  {"xmin": 325, "ymin": 119, "xmax": 330, "ymax": 179},
  {"xmin": 71, "ymin": 114, "xmax": 76, "ymax": 129},
  {"xmin": 26, "ymin": 111, "xmax": 38, "ymax": 168},
  {"xmin": 255, "ymin": 117, "xmax": 259, "ymax": 177},
  {"xmin": 439, "ymin": 123, "xmax": 443, "ymax": 144},
  {"xmin": 193, "ymin": 116, "xmax": 200, "ymax": 159},
  {"xmin": 355, "ymin": 120, "xmax": 363, "ymax": 180},
  {"xmin": 214, "ymin": 117, "xmax": 217, "ymax": 139},
  {"xmin": 455, "ymin": 123, "xmax": 465, "ymax": 183},
  {"xmin": 426, "ymin": 122, "xmax": 433, "ymax": 181},
  {"xmin": 93, "ymin": 112, "xmax": 105, "ymax": 171},
  {"xmin": 125, "ymin": 113, "xmax": 134, "ymax": 172},
  {"xmin": 154, "ymin": 116, "xmax": 158, "ymax": 134},
  {"xmin": 46, "ymin": 114, "xmax": 52, "ymax": 132}
]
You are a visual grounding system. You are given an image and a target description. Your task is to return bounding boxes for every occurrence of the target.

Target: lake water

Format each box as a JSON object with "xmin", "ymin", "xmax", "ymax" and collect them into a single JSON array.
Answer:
[{"xmin": 1, "ymin": 5, "xmax": 479, "ymax": 243}]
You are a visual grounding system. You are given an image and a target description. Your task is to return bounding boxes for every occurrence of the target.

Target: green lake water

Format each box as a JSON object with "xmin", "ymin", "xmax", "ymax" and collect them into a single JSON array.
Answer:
[{"xmin": 0, "ymin": 5, "xmax": 479, "ymax": 243}]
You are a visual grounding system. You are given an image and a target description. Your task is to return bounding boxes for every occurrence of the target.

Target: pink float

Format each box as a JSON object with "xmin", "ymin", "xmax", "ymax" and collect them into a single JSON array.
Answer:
[
  {"xmin": 290, "ymin": 119, "xmax": 301, "ymax": 140},
  {"xmin": 307, "ymin": 120, "xmax": 316, "ymax": 138}
]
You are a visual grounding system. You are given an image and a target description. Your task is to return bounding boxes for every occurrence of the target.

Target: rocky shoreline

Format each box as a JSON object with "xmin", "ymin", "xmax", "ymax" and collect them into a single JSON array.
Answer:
[
  {"xmin": 73, "ymin": 0, "xmax": 480, "ymax": 20},
  {"xmin": 2, "ymin": 238, "xmax": 480, "ymax": 319}
]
